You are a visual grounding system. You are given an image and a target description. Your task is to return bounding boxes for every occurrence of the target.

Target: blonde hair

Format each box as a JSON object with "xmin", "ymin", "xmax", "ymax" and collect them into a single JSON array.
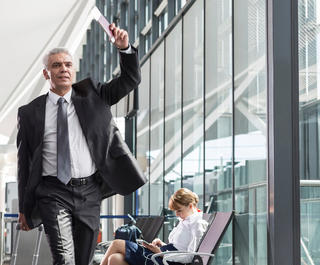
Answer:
[{"xmin": 168, "ymin": 188, "xmax": 199, "ymax": 211}]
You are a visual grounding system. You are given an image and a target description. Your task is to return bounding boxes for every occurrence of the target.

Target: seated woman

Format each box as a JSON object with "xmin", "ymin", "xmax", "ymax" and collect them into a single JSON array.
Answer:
[{"xmin": 100, "ymin": 188, "xmax": 208, "ymax": 265}]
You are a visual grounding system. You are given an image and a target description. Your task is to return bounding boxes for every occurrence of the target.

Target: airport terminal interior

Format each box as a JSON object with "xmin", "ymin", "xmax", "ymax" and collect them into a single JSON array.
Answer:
[{"xmin": 0, "ymin": 0, "xmax": 319, "ymax": 264}]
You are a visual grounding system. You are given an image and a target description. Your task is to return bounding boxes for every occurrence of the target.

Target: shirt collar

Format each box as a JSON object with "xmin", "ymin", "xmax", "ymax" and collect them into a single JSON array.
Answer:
[
  {"xmin": 180, "ymin": 211, "xmax": 202, "ymax": 224},
  {"xmin": 48, "ymin": 89, "xmax": 72, "ymax": 105}
]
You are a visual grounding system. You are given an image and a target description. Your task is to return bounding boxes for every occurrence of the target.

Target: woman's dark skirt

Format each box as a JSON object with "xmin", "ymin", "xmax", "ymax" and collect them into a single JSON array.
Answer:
[{"xmin": 125, "ymin": 241, "xmax": 183, "ymax": 265}]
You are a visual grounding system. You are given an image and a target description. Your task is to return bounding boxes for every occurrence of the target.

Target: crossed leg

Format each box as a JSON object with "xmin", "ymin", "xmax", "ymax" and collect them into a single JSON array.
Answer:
[{"xmin": 100, "ymin": 239, "xmax": 129, "ymax": 265}]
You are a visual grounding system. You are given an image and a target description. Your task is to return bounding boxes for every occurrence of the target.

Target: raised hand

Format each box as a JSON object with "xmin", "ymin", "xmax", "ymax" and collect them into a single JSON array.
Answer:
[{"xmin": 109, "ymin": 23, "xmax": 129, "ymax": 50}]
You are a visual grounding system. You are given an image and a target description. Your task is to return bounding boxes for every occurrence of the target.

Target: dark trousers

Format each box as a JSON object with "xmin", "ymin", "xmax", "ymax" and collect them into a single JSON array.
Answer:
[{"xmin": 35, "ymin": 174, "xmax": 102, "ymax": 265}]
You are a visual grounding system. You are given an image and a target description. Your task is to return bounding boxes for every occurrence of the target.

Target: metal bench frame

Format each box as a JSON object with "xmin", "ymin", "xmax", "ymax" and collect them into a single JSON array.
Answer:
[{"xmin": 151, "ymin": 211, "xmax": 234, "ymax": 265}]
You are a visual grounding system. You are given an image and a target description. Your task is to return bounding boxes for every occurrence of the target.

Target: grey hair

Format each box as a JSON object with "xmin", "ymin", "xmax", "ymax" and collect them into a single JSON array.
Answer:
[{"xmin": 42, "ymin": 47, "xmax": 73, "ymax": 68}]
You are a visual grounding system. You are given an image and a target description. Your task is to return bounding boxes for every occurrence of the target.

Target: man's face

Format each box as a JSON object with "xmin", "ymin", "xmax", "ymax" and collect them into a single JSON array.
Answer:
[{"xmin": 43, "ymin": 52, "xmax": 75, "ymax": 92}]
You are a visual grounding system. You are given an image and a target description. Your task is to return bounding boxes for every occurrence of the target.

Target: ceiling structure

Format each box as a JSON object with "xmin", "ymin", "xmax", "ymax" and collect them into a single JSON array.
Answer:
[
  {"xmin": 0, "ymin": 0, "xmax": 97, "ymax": 145},
  {"xmin": 0, "ymin": 0, "xmax": 99, "ymax": 208}
]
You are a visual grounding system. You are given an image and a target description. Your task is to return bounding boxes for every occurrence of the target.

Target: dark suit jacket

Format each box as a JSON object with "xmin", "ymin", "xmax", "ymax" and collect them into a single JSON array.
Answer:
[{"xmin": 16, "ymin": 47, "xmax": 146, "ymax": 228}]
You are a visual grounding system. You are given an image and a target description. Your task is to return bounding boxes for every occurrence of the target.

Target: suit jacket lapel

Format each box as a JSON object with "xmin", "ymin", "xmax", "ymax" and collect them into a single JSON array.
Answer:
[
  {"xmin": 34, "ymin": 94, "xmax": 47, "ymax": 144},
  {"xmin": 71, "ymin": 90, "xmax": 88, "ymax": 137}
]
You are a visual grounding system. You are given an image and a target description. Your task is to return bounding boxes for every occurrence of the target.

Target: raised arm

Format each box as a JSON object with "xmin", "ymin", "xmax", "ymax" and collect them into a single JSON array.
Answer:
[
  {"xmin": 97, "ymin": 46, "xmax": 141, "ymax": 106},
  {"xmin": 96, "ymin": 24, "xmax": 141, "ymax": 106}
]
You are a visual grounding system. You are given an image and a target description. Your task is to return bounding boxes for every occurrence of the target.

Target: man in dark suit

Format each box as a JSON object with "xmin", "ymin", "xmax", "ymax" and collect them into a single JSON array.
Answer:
[{"xmin": 16, "ymin": 23, "xmax": 146, "ymax": 265}]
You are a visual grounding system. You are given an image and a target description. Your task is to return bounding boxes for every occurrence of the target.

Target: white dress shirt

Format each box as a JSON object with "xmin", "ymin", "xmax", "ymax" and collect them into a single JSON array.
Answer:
[
  {"xmin": 42, "ymin": 89, "xmax": 97, "ymax": 178},
  {"xmin": 42, "ymin": 46, "xmax": 132, "ymax": 178},
  {"xmin": 167, "ymin": 211, "xmax": 208, "ymax": 263}
]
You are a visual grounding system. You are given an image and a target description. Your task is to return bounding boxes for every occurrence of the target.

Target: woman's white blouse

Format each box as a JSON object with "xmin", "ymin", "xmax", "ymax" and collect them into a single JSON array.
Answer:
[{"xmin": 167, "ymin": 211, "xmax": 208, "ymax": 263}]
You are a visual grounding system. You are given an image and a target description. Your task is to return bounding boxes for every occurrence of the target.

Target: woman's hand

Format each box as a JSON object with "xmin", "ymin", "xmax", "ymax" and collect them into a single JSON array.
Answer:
[
  {"xmin": 151, "ymin": 238, "xmax": 165, "ymax": 247},
  {"xmin": 142, "ymin": 242, "xmax": 161, "ymax": 254},
  {"xmin": 109, "ymin": 23, "xmax": 129, "ymax": 50}
]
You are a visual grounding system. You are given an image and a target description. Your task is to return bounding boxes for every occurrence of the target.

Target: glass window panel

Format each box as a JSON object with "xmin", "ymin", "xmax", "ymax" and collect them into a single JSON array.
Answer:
[
  {"xmin": 175, "ymin": 0, "xmax": 180, "ymax": 15},
  {"xmin": 181, "ymin": 0, "xmax": 187, "ymax": 9},
  {"xmin": 298, "ymin": 0, "xmax": 320, "ymax": 264},
  {"xmin": 145, "ymin": 31, "xmax": 152, "ymax": 54},
  {"xmin": 145, "ymin": 0, "xmax": 152, "ymax": 24},
  {"xmin": 205, "ymin": 0, "xmax": 233, "ymax": 213},
  {"xmin": 150, "ymin": 43, "xmax": 165, "ymax": 215},
  {"xmin": 182, "ymin": 0, "xmax": 204, "ymax": 208},
  {"xmin": 159, "ymin": 8, "xmax": 168, "ymax": 35},
  {"xmin": 164, "ymin": 21, "xmax": 182, "ymax": 208},
  {"xmin": 136, "ymin": 60, "xmax": 150, "ymax": 215},
  {"xmin": 205, "ymin": 0, "xmax": 233, "ymax": 263},
  {"xmin": 234, "ymin": 0, "xmax": 267, "ymax": 264}
]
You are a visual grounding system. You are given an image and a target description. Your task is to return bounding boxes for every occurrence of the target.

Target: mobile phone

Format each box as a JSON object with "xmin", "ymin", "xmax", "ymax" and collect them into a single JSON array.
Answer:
[
  {"xmin": 92, "ymin": 6, "xmax": 115, "ymax": 43},
  {"xmin": 136, "ymin": 239, "xmax": 150, "ymax": 245}
]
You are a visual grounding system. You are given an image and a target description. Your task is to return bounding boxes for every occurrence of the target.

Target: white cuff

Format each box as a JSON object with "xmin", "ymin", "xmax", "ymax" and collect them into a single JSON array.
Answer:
[{"xmin": 119, "ymin": 44, "xmax": 133, "ymax": 54}]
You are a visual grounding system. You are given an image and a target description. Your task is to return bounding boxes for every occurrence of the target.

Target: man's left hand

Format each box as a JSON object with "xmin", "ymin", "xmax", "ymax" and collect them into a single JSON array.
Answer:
[{"xmin": 109, "ymin": 23, "xmax": 129, "ymax": 50}]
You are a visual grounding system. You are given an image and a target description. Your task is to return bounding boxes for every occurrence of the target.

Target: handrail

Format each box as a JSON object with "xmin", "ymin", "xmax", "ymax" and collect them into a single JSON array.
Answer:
[
  {"xmin": 3, "ymin": 214, "xmax": 164, "ymax": 219},
  {"xmin": 300, "ymin": 180, "xmax": 320, "ymax": 187}
]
